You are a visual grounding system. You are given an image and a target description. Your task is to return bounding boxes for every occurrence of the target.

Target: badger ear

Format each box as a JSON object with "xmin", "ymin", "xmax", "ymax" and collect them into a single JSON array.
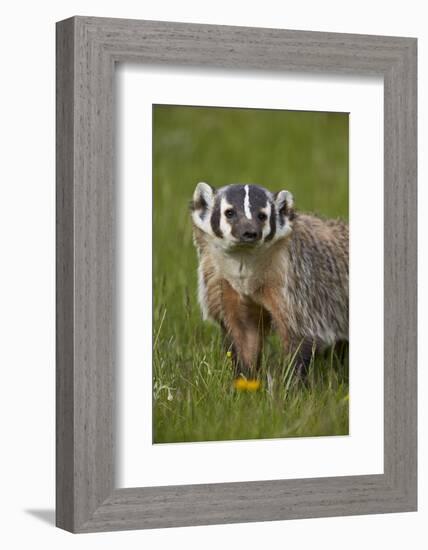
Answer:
[
  {"xmin": 193, "ymin": 182, "xmax": 215, "ymax": 210},
  {"xmin": 274, "ymin": 190, "xmax": 294, "ymax": 213},
  {"xmin": 191, "ymin": 182, "xmax": 216, "ymax": 235}
]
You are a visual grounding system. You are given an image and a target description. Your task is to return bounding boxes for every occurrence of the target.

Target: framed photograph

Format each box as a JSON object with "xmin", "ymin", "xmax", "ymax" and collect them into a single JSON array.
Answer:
[
  {"xmin": 152, "ymin": 104, "xmax": 350, "ymax": 445},
  {"xmin": 56, "ymin": 16, "xmax": 417, "ymax": 532}
]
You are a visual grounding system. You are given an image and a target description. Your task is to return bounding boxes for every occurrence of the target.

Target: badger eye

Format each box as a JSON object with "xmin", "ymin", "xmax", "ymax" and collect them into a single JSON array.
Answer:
[
  {"xmin": 258, "ymin": 212, "xmax": 268, "ymax": 221},
  {"xmin": 225, "ymin": 209, "xmax": 235, "ymax": 219}
]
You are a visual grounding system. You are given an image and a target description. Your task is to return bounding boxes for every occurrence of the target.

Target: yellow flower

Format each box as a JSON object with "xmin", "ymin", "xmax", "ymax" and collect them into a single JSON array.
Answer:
[
  {"xmin": 234, "ymin": 378, "xmax": 261, "ymax": 391},
  {"xmin": 226, "ymin": 351, "xmax": 232, "ymax": 358}
]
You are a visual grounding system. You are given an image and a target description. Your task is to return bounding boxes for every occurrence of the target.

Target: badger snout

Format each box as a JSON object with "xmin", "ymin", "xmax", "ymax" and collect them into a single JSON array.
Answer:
[
  {"xmin": 240, "ymin": 229, "xmax": 259, "ymax": 243},
  {"xmin": 238, "ymin": 223, "xmax": 262, "ymax": 244}
]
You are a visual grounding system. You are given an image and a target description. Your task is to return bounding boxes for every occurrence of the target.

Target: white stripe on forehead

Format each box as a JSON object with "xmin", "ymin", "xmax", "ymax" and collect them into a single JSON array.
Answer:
[{"xmin": 244, "ymin": 185, "xmax": 252, "ymax": 219}]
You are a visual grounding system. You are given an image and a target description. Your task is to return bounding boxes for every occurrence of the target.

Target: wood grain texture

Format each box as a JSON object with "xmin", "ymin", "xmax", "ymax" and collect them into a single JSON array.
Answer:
[
  {"xmin": 56, "ymin": 16, "xmax": 417, "ymax": 533},
  {"xmin": 56, "ymin": 17, "xmax": 75, "ymax": 532}
]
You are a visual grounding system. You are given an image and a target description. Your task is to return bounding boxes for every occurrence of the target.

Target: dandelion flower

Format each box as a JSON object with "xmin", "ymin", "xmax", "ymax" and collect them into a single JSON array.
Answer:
[
  {"xmin": 226, "ymin": 351, "xmax": 232, "ymax": 358},
  {"xmin": 234, "ymin": 378, "xmax": 261, "ymax": 391}
]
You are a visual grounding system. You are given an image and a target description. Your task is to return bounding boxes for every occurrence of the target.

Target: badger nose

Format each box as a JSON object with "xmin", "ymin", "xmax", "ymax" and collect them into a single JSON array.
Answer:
[{"xmin": 241, "ymin": 230, "xmax": 258, "ymax": 242}]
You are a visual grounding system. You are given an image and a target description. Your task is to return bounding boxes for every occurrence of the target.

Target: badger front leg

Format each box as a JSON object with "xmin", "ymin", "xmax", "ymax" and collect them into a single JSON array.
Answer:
[
  {"xmin": 260, "ymin": 288, "xmax": 313, "ymax": 381},
  {"xmin": 220, "ymin": 280, "xmax": 269, "ymax": 378}
]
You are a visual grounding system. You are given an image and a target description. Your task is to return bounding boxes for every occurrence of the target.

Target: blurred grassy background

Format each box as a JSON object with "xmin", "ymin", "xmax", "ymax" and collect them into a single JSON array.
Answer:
[{"xmin": 153, "ymin": 105, "xmax": 349, "ymax": 443}]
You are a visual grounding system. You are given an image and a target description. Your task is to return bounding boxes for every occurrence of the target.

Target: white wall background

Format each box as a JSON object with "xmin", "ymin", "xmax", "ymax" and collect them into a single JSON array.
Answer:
[{"xmin": 0, "ymin": 1, "xmax": 424, "ymax": 548}]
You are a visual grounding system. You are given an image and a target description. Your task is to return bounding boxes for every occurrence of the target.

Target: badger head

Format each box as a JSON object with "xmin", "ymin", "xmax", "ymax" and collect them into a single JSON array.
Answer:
[{"xmin": 190, "ymin": 182, "xmax": 295, "ymax": 251}]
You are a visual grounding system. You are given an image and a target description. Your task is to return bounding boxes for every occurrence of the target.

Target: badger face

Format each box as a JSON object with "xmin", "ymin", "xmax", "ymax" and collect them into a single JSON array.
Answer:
[{"xmin": 191, "ymin": 182, "xmax": 294, "ymax": 251}]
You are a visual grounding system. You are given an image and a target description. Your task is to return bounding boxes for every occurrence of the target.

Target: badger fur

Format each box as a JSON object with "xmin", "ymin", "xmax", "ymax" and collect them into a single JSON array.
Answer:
[{"xmin": 190, "ymin": 182, "xmax": 348, "ymax": 378}]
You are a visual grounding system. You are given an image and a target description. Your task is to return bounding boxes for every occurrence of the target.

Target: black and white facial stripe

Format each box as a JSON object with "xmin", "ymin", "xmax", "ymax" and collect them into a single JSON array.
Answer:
[
  {"xmin": 210, "ymin": 198, "xmax": 223, "ymax": 238},
  {"xmin": 191, "ymin": 182, "xmax": 294, "ymax": 247},
  {"xmin": 225, "ymin": 185, "xmax": 268, "ymax": 219}
]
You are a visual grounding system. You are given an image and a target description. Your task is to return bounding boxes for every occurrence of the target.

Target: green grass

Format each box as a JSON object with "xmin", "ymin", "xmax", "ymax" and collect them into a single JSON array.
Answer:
[{"xmin": 153, "ymin": 104, "xmax": 349, "ymax": 443}]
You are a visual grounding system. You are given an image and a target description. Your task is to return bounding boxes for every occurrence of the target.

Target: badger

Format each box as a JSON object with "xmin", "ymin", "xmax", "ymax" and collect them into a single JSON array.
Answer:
[{"xmin": 190, "ymin": 182, "xmax": 348, "ymax": 379}]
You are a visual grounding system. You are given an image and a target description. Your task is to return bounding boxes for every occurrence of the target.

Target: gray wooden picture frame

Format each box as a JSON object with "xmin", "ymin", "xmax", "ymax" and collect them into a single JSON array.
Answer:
[{"xmin": 56, "ymin": 16, "xmax": 417, "ymax": 533}]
